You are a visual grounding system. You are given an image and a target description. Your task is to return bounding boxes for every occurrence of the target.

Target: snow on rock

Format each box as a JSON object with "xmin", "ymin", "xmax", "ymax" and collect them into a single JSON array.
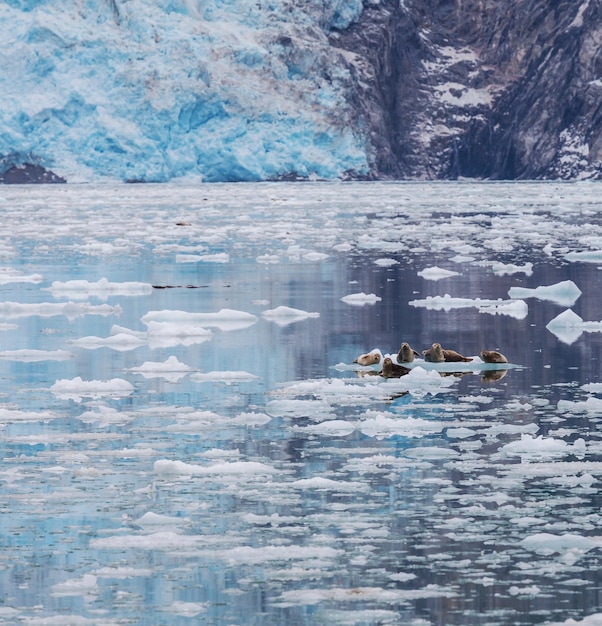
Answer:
[{"xmin": 508, "ymin": 280, "xmax": 582, "ymax": 307}]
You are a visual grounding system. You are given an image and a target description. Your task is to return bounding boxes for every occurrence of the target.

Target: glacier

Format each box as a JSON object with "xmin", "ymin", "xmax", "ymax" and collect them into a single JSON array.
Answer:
[{"xmin": 1, "ymin": 0, "xmax": 369, "ymax": 182}]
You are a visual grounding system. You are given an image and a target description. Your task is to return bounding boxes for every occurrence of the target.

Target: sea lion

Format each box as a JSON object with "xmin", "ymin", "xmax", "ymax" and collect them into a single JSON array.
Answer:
[
  {"xmin": 422, "ymin": 342, "xmax": 445, "ymax": 362},
  {"xmin": 380, "ymin": 357, "xmax": 411, "ymax": 378},
  {"xmin": 353, "ymin": 350, "xmax": 381, "ymax": 366},
  {"xmin": 480, "ymin": 350, "xmax": 508, "ymax": 364},
  {"xmin": 397, "ymin": 342, "xmax": 420, "ymax": 363}
]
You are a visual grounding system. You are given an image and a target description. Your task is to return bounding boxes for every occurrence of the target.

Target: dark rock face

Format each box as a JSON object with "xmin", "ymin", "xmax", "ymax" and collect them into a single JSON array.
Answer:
[
  {"xmin": 0, "ymin": 163, "xmax": 66, "ymax": 184},
  {"xmin": 336, "ymin": 0, "xmax": 602, "ymax": 180}
]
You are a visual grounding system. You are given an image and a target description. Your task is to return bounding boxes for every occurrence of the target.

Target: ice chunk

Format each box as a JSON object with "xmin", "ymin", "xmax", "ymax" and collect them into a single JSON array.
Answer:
[
  {"xmin": 154, "ymin": 459, "xmax": 276, "ymax": 476},
  {"xmin": 546, "ymin": 309, "xmax": 602, "ymax": 344},
  {"xmin": 50, "ymin": 377, "xmax": 134, "ymax": 401},
  {"xmin": 0, "ymin": 349, "xmax": 72, "ymax": 361},
  {"xmin": 190, "ymin": 370, "xmax": 259, "ymax": 384},
  {"xmin": 340, "ymin": 292, "xmax": 382, "ymax": 305},
  {"xmin": 508, "ymin": 280, "xmax": 582, "ymax": 306},
  {"xmin": 46, "ymin": 277, "xmax": 152, "ymax": 300},
  {"xmin": 409, "ymin": 294, "xmax": 528, "ymax": 319},
  {"xmin": 261, "ymin": 305, "xmax": 320, "ymax": 326},
  {"xmin": 500, "ymin": 434, "xmax": 586, "ymax": 459},
  {"xmin": 50, "ymin": 574, "xmax": 98, "ymax": 597},
  {"xmin": 0, "ymin": 270, "xmax": 43, "ymax": 285},
  {"xmin": 0, "ymin": 301, "xmax": 121, "ymax": 319},
  {"xmin": 70, "ymin": 333, "xmax": 147, "ymax": 351},
  {"xmin": 565, "ymin": 250, "xmax": 602, "ymax": 263},
  {"xmin": 417, "ymin": 266, "xmax": 460, "ymax": 280},
  {"xmin": 141, "ymin": 308, "xmax": 257, "ymax": 331},
  {"xmin": 129, "ymin": 355, "xmax": 193, "ymax": 382}
]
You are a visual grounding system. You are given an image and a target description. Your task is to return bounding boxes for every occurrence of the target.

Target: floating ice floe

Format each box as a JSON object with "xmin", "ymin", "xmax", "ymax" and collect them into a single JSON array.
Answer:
[
  {"xmin": 189, "ymin": 370, "xmax": 259, "ymax": 384},
  {"xmin": 374, "ymin": 257, "xmax": 399, "ymax": 267},
  {"xmin": 261, "ymin": 305, "xmax": 320, "ymax": 326},
  {"xmin": 500, "ymin": 434, "xmax": 586, "ymax": 459},
  {"xmin": 129, "ymin": 355, "xmax": 193, "ymax": 382},
  {"xmin": 50, "ymin": 377, "xmax": 135, "ymax": 401},
  {"xmin": 176, "ymin": 252, "xmax": 229, "ymax": 263},
  {"xmin": 154, "ymin": 459, "xmax": 276, "ymax": 477},
  {"xmin": 359, "ymin": 412, "xmax": 447, "ymax": 440},
  {"xmin": 0, "ymin": 349, "xmax": 73, "ymax": 361},
  {"xmin": 70, "ymin": 333, "xmax": 147, "ymax": 351},
  {"xmin": 520, "ymin": 532, "xmax": 602, "ymax": 564},
  {"xmin": 508, "ymin": 280, "xmax": 582, "ymax": 307},
  {"xmin": 486, "ymin": 261, "xmax": 533, "ymax": 276},
  {"xmin": 557, "ymin": 396, "xmax": 602, "ymax": 413},
  {"xmin": 0, "ymin": 301, "xmax": 121, "ymax": 319},
  {"xmin": 340, "ymin": 292, "xmax": 382, "ymax": 306},
  {"xmin": 409, "ymin": 294, "xmax": 528, "ymax": 319},
  {"xmin": 565, "ymin": 249, "xmax": 602, "ymax": 263},
  {"xmin": 546, "ymin": 309, "xmax": 602, "ymax": 344},
  {"xmin": 141, "ymin": 308, "xmax": 257, "ymax": 332},
  {"xmin": 417, "ymin": 266, "xmax": 460, "ymax": 280},
  {"xmin": 45, "ymin": 277, "xmax": 152, "ymax": 301},
  {"xmin": 0, "ymin": 407, "xmax": 60, "ymax": 423},
  {"xmin": 50, "ymin": 574, "xmax": 98, "ymax": 597},
  {"xmin": 0, "ymin": 270, "xmax": 43, "ymax": 285}
]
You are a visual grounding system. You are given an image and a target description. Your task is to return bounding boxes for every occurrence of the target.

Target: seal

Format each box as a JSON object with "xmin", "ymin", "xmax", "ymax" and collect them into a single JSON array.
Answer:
[
  {"xmin": 380, "ymin": 357, "xmax": 411, "ymax": 378},
  {"xmin": 397, "ymin": 342, "xmax": 420, "ymax": 363},
  {"xmin": 353, "ymin": 350, "xmax": 381, "ymax": 366},
  {"xmin": 480, "ymin": 350, "xmax": 508, "ymax": 364},
  {"xmin": 442, "ymin": 348, "xmax": 473, "ymax": 362},
  {"xmin": 422, "ymin": 342, "xmax": 445, "ymax": 362},
  {"xmin": 423, "ymin": 343, "xmax": 472, "ymax": 362}
]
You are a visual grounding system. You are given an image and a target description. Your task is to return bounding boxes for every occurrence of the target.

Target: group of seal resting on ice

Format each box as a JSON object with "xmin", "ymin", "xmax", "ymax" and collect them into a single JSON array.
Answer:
[{"xmin": 354, "ymin": 342, "xmax": 508, "ymax": 379}]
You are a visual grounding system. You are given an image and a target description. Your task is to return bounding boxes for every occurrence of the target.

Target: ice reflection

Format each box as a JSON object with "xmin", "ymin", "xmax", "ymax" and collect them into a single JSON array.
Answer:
[{"xmin": 0, "ymin": 181, "xmax": 600, "ymax": 625}]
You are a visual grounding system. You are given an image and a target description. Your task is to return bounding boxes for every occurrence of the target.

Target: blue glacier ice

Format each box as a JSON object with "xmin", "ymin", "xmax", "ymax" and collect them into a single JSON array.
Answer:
[{"xmin": 0, "ymin": 0, "xmax": 368, "ymax": 182}]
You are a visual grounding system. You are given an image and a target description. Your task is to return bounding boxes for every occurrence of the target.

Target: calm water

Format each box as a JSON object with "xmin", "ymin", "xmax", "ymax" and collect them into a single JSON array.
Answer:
[{"xmin": 0, "ymin": 181, "xmax": 601, "ymax": 625}]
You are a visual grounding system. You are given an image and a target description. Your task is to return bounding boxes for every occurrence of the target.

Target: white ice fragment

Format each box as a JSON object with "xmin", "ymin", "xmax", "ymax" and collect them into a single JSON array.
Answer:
[
  {"xmin": 508, "ymin": 280, "xmax": 582, "ymax": 306},
  {"xmin": 409, "ymin": 294, "xmax": 528, "ymax": 319},
  {"xmin": 190, "ymin": 370, "xmax": 259, "ymax": 384},
  {"xmin": 303, "ymin": 251, "xmax": 329, "ymax": 261},
  {"xmin": 0, "ymin": 349, "xmax": 73, "ymax": 361},
  {"xmin": 129, "ymin": 356, "xmax": 193, "ymax": 382},
  {"xmin": 135, "ymin": 512, "xmax": 188, "ymax": 527},
  {"xmin": 558, "ymin": 397, "xmax": 602, "ymax": 413},
  {"xmin": 565, "ymin": 250, "xmax": 602, "ymax": 263},
  {"xmin": 256, "ymin": 253, "xmax": 280, "ymax": 264},
  {"xmin": 340, "ymin": 292, "xmax": 382, "ymax": 306},
  {"xmin": 145, "ymin": 321, "xmax": 213, "ymax": 348},
  {"xmin": 290, "ymin": 477, "xmax": 368, "ymax": 492},
  {"xmin": 70, "ymin": 333, "xmax": 147, "ymax": 351},
  {"xmin": 500, "ymin": 434, "xmax": 585, "ymax": 459},
  {"xmin": 50, "ymin": 377, "xmax": 135, "ymax": 401},
  {"xmin": 294, "ymin": 420, "xmax": 356, "ymax": 436},
  {"xmin": 261, "ymin": 305, "xmax": 320, "ymax": 326},
  {"xmin": 154, "ymin": 459, "xmax": 276, "ymax": 476},
  {"xmin": 374, "ymin": 257, "xmax": 399, "ymax": 267},
  {"xmin": 488, "ymin": 261, "xmax": 533, "ymax": 276},
  {"xmin": 417, "ymin": 266, "xmax": 460, "ymax": 280},
  {"xmin": 176, "ymin": 252, "xmax": 229, "ymax": 263},
  {"xmin": 169, "ymin": 602, "xmax": 208, "ymax": 617},
  {"xmin": 51, "ymin": 574, "xmax": 98, "ymax": 597},
  {"xmin": 46, "ymin": 277, "xmax": 152, "ymax": 300},
  {"xmin": 546, "ymin": 309, "xmax": 602, "ymax": 344},
  {"xmin": 141, "ymin": 308, "xmax": 257, "ymax": 331},
  {"xmin": 0, "ymin": 270, "xmax": 43, "ymax": 285},
  {"xmin": 520, "ymin": 532, "xmax": 602, "ymax": 558},
  {"xmin": 0, "ymin": 301, "xmax": 121, "ymax": 319}
]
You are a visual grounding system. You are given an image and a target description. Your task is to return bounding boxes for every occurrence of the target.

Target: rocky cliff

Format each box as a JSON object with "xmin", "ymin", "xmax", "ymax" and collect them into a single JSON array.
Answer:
[{"xmin": 339, "ymin": 0, "xmax": 602, "ymax": 180}]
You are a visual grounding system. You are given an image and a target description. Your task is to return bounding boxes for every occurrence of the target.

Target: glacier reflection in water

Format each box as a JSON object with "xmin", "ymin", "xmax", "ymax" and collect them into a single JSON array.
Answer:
[{"xmin": 0, "ymin": 181, "xmax": 601, "ymax": 626}]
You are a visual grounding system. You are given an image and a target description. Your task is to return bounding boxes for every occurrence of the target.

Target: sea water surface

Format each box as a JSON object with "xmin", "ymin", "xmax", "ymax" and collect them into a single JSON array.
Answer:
[{"xmin": 0, "ymin": 181, "xmax": 600, "ymax": 625}]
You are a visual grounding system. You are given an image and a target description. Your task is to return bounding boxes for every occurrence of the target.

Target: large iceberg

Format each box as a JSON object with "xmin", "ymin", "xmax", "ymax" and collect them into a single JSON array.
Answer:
[{"xmin": 0, "ymin": 0, "xmax": 368, "ymax": 182}]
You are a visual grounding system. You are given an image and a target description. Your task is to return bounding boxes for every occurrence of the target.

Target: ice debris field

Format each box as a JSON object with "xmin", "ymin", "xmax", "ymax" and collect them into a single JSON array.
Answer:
[{"xmin": 0, "ymin": 181, "xmax": 601, "ymax": 625}]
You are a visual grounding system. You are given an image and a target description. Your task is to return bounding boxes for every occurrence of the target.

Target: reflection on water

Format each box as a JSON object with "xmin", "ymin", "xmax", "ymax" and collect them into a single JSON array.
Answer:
[{"xmin": 0, "ymin": 181, "xmax": 601, "ymax": 625}]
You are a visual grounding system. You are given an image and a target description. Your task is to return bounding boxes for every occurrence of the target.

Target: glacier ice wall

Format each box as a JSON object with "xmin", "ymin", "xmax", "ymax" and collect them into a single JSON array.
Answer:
[{"xmin": 0, "ymin": 0, "xmax": 368, "ymax": 182}]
